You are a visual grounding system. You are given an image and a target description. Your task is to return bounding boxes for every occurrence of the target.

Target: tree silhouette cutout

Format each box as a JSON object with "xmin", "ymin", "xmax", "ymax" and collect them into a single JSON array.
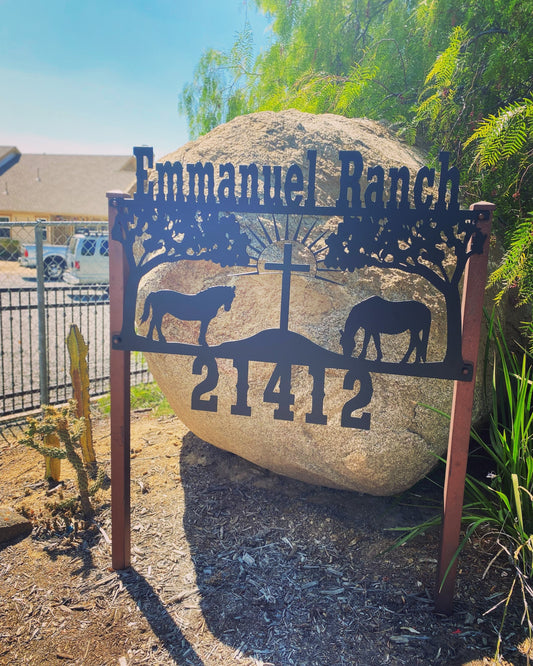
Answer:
[
  {"xmin": 324, "ymin": 210, "xmax": 485, "ymax": 366},
  {"xmin": 112, "ymin": 202, "xmax": 250, "ymax": 338}
]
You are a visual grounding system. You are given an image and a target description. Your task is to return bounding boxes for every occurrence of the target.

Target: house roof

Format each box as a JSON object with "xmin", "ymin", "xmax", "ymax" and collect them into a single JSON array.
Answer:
[
  {"xmin": 0, "ymin": 151, "xmax": 136, "ymax": 218},
  {"xmin": 0, "ymin": 146, "xmax": 21, "ymax": 177}
]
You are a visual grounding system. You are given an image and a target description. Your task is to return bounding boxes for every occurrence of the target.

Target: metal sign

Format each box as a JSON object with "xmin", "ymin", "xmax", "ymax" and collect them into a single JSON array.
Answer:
[
  {"xmin": 108, "ymin": 146, "xmax": 494, "ymax": 614},
  {"xmin": 111, "ymin": 147, "xmax": 486, "ymax": 428}
]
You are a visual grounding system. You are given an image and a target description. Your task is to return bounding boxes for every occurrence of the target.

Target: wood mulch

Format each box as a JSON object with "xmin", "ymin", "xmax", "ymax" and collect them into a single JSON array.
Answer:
[{"xmin": 0, "ymin": 410, "xmax": 530, "ymax": 665}]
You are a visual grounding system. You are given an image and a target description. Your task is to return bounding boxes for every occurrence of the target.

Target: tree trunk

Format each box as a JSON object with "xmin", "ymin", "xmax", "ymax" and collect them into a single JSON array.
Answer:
[{"xmin": 442, "ymin": 285, "xmax": 464, "ymax": 372}]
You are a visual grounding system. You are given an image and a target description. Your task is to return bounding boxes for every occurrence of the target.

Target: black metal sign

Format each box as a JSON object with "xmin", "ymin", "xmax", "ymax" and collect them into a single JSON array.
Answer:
[{"xmin": 111, "ymin": 147, "xmax": 487, "ymax": 432}]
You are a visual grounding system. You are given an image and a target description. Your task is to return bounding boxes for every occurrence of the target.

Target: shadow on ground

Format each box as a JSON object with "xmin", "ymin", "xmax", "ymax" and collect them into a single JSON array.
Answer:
[
  {"xmin": 119, "ymin": 567, "xmax": 205, "ymax": 666},
  {"xmin": 176, "ymin": 432, "xmax": 499, "ymax": 666}
]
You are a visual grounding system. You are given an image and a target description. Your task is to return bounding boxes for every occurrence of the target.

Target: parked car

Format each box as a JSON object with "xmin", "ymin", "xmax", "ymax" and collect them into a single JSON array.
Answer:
[
  {"xmin": 19, "ymin": 243, "xmax": 68, "ymax": 280},
  {"xmin": 62, "ymin": 232, "xmax": 109, "ymax": 284}
]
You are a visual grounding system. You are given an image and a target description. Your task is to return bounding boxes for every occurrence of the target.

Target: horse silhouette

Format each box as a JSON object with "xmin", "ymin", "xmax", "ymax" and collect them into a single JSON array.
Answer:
[
  {"xmin": 140, "ymin": 285, "xmax": 236, "ymax": 345},
  {"xmin": 340, "ymin": 296, "xmax": 431, "ymax": 363}
]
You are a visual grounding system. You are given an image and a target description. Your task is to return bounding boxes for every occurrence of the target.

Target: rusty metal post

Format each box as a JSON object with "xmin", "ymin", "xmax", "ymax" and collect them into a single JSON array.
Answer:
[
  {"xmin": 435, "ymin": 201, "xmax": 495, "ymax": 614},
  {"xmin": 108, "ymin": 191, "xmax": 132, "ymax": 570}
]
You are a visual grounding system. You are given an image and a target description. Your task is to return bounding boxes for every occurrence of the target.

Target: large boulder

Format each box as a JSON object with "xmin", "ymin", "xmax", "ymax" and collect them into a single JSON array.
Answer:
[{"xmin": 136, "ymin": 110, "xmax": 494, "ymax": 495}]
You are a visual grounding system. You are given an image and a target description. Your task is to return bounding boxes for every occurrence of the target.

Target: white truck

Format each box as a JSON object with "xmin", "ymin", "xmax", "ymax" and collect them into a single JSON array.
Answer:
[
  {"xmin": 62, "ymin": 232, "xmax": 109, "ymax": 284},
  {"xmin": 19, "ymin": 243, "xmax": 68, "ymax": 280}
]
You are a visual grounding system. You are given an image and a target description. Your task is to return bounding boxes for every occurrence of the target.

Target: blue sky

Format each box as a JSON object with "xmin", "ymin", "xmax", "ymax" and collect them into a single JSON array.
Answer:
[{"xmin": 0, "ymin": 0, "xmax": 270, "ymax": 158}]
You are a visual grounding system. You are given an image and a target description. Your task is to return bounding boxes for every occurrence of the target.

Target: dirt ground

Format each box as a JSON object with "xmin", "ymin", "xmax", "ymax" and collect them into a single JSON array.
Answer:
[{"xmin": 0, "ymin": 409, "xmax": 530, "ymax": 666}]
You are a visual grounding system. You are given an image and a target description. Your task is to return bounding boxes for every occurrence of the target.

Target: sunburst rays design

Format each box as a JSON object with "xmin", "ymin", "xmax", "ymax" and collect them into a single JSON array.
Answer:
[{"xmin": 233, "ymin": 213, "xmax": 344, "ymax": 284}]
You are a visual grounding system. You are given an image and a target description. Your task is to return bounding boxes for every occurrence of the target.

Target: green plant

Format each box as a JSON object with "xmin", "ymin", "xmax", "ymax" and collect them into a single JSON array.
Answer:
[
  {"xmin": 97, "ymin": 381, "xmax": 173, "ymax": 417},
  {"xmin": 468, "ymin": 319, "xmax": 533, "ymax": 656},
  {"xmin": 464, "ymin": 96, "xmax": 533, "ymax": 172},
  {"xmin": 488, "ymin": 212, "xmax": 533, "ymax": 310},
  {"xmin": 464, "ymin": 97, "xmax": 533, "ymax": 333},
  {"xmin": 414, "ymin": 25, "xmax": 469, "ymax": 143},
  {"xmin": 391, "ymin": 315, "xmax": 533, "ymax": 659},
  {"xmin": 20, "ymin": 402, "xmax": 103, "ymax": 518}
]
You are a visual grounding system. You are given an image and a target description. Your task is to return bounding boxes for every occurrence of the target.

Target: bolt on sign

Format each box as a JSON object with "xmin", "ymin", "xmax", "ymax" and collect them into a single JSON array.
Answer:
[{"xmin": 108, "ymin": 146, "xmax": 494, "ymax": 614}]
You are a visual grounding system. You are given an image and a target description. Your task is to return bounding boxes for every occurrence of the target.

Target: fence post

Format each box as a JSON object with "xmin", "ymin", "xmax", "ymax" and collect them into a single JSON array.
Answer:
[
  {"xmin": 35, "ymin": 219, "xmax": 61, "ymax": 481},
  {"xmin": 35, "ymin": 219, "xmax": 48, "ymax": 406}
]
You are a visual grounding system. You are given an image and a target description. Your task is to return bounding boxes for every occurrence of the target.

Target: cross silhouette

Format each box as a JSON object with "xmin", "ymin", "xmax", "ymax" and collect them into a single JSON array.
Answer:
[{"xmin": 264, "ymin": 242, "xmax": 310, "ymax": 331}]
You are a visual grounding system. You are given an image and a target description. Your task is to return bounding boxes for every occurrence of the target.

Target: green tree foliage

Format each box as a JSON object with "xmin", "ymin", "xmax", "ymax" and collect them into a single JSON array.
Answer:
[
  {"xmin": 413, "ymin": 1, "xmax": 533, "ymax": 161},
  {"xmin": 465, "ymin": 97, "xmax": 533, "ymax": 320},
  {"xmin": 179, "ymin": 0, "xmax": 533, "ymax": 321},
  {"xmin": 180, "ymin": 1, "xmax": 532, "ymax": 158},
  {"xmin": 249, "ymin": 0, "xmax": 433, "ymax": 122},
  {"xmin": 414, "ymin": 25, "xmax": 470, "ymax": 144},
  {"xmin": 464, "ymin": 97, "xmax": 533, "ymax": 170},
  {"xmin": 178, "ymin": 23, "xmax": 255, "ymax": 138}
]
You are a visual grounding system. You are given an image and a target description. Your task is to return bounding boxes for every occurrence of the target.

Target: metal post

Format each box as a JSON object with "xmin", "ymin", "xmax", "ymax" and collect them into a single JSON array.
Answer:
[
  {"xmin": 35, "ymin": 219, "xmax": 49, "ymax": 405},
  {"xmin": 108, "ymin": 191, "xmax": 132, "ymax": 570},
  {"xmin": 435, "ymin": 202, "xmax": 495, "ymax": 614}
]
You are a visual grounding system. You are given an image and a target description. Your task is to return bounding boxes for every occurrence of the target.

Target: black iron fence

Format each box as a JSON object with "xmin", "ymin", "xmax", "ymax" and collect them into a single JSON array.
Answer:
[{"xmin": 0, "ymin": 221, "xmax": 151, "ymax": 418}]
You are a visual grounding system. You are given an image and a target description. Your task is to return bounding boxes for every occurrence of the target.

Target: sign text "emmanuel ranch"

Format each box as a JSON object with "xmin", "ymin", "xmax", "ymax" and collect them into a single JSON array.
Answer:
[{"xmin": 134, "ymin": 146, "xmax": 460, "ymax": 214}]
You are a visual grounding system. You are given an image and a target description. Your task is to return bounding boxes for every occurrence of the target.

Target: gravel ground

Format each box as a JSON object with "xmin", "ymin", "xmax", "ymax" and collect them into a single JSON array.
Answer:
[{"xmin": 0, "ymin": 410, "xmax": 530, "ymax": 665}]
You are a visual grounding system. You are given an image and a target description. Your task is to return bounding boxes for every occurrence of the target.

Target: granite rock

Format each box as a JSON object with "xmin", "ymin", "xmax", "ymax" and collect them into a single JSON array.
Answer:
[
  {"xmin": 136, "ymin": 110, "xmax": 496, "ymax": 495},
  {"xmin": 0, "ymin": 505, "xmax": 32, "ymax": 544}
]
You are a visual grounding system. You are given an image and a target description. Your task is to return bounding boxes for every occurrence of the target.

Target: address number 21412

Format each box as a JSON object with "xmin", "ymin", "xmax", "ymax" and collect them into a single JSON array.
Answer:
[{"xmin": 190, "ymin": 356, "xmax": 372, "ymax": 431}]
